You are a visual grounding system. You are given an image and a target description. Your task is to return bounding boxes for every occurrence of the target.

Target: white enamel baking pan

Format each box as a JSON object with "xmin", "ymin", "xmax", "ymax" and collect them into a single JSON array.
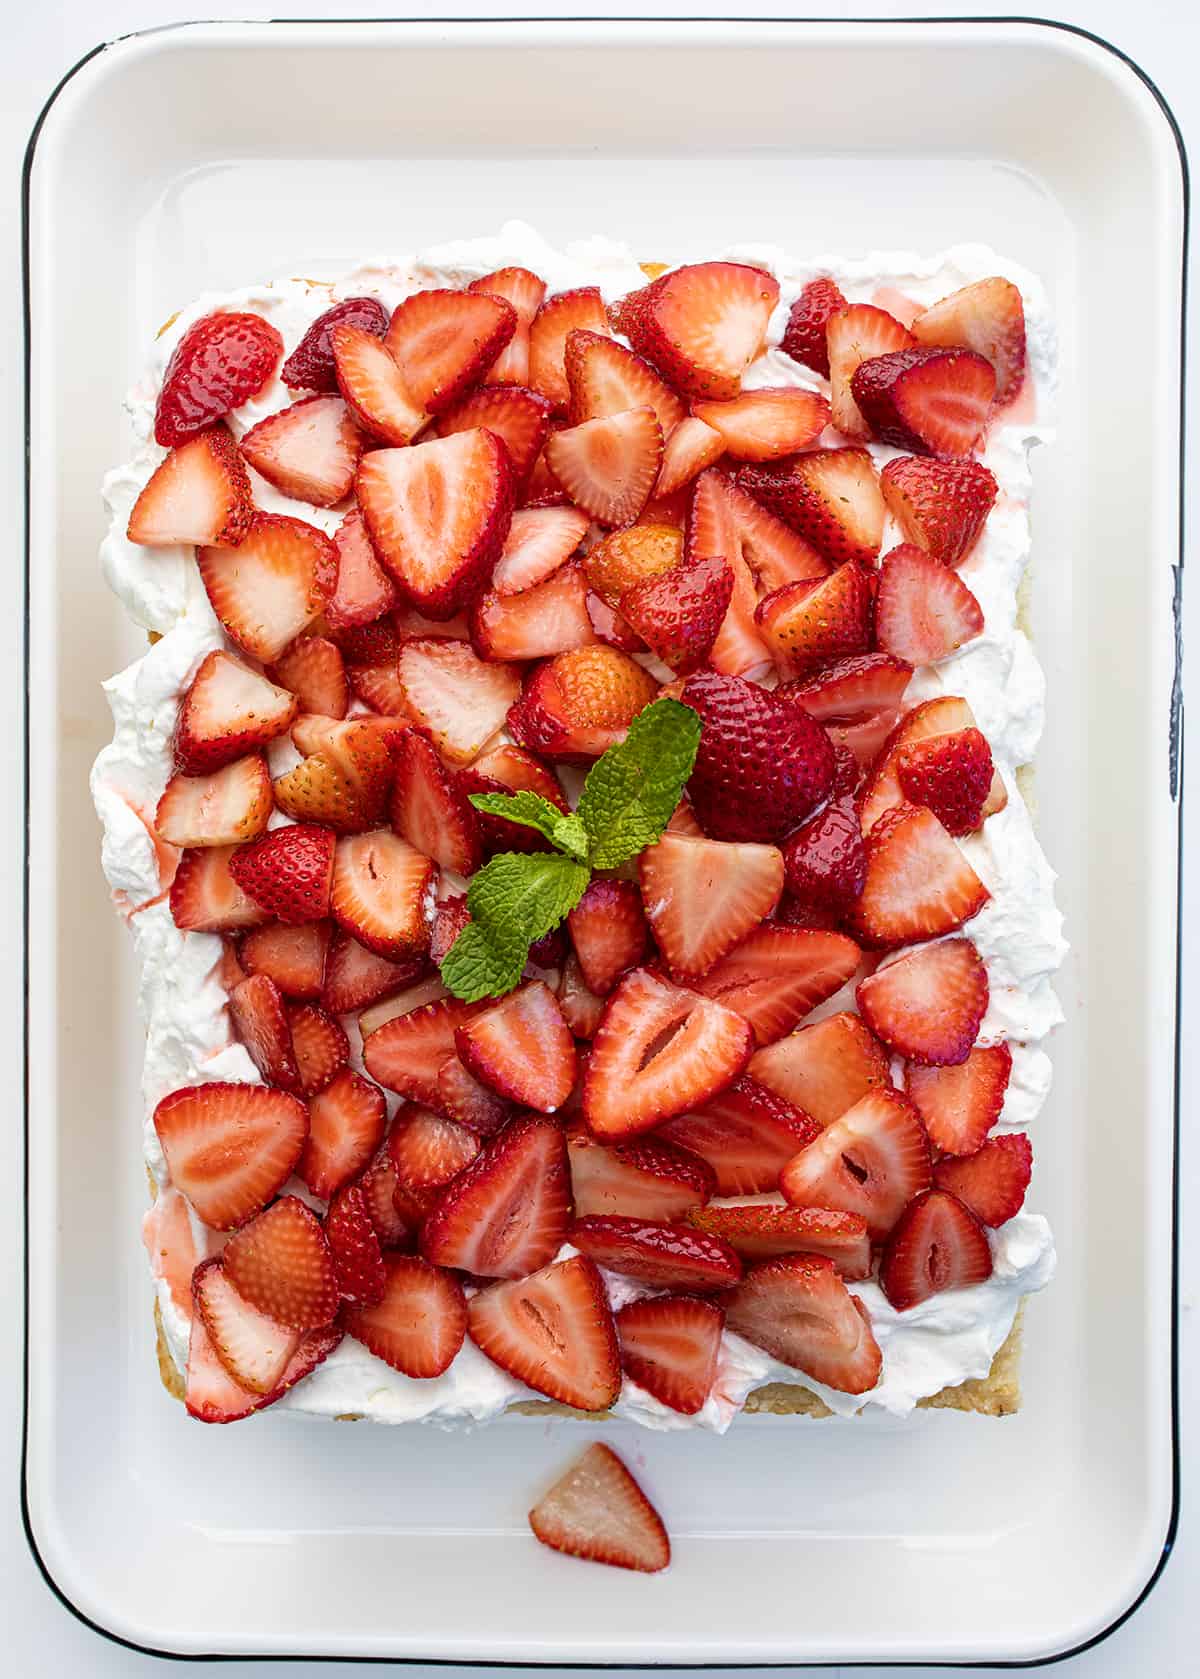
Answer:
[{"xmin": 22, "ymin": 17, "xmax": 1184, "ymax": 1665}]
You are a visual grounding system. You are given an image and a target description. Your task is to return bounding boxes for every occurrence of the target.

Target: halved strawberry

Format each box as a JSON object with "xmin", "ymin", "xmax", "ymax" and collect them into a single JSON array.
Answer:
[
  {"xmin": 229, "ymin": 973, "xmax": 299, "ymax": 1089},
  {"xmin": 343, "ymin": 1253, "xmax": 468, "ymax": 1377},
  {"xmin": 859, "ymin": 695, "xmax": 1007, "ymax": 835},
  {"xmin": 288, "ymin": 1003, "xmax": 349, "ymax": 1096},
  {"xmin": 384, "ymin": 288, "xmax": 516, "ymax": 413},
  {"xmin": 545, "ymin": 408, "xmax": 663, "ymax": 527},
  {"xmin": 880, "ymin": 456, "xmax": 998, "ymax": 569},
  {"xmin": 170, "ymin": 845, "xmax": 269, "ymax": 933},
  {"xmin": 455, "ymin": 981, "xmax": 577, "ymax": 1113},
  {"xmin": 269, "ymin": 636, "xmax": 349, "ymax": 719},
  {"xmin": 493, "ymin": 505, "xmax": 590, "ymax": 595},
  {"xmin": 655, "ymin": 415, "xmax": 725, "ymax": 497},
  {"xmin": 362, "ymin": 996, "xmax": 483, "ymax": 1104},
  {"xmin": 619, "ymin": 554, "xmax": 732, "ymax": 674},
  {"xmin": 567, "ymin": 1132, "xmax": 713, "ymax": 1220},
  {"xmin": 583, "ymin": 968, "xmax": 754, "ymax": 1137},
  {"xmin": 469, "ymin": 266, "xmax": 547, "ymax": 385},
  {"xmin": 325, "ymin": 508, "xmax": 399, "ymax": 630},
  {"xmin": 874, "ymin": 542, "xmax": 984, "ymax": 664},
  {"xmin": 932, "ymin": 1132, "xmax": 1032, "ymax": 1226},
  {"xmin": 153, "ymin": 1081, "xmax": 308, "ymax": 1230},
  {"xmin": 907, "ymin": 1041, "xmax": 1013, "ymax": 1155},
  {"xmin": 155, "ymin": 755, "xmax": 272, "ymax": 848},
  {"xmin": 469, "ymin": 1253, "xmax": 620, "ymax": 1409},
  {"xmin": 572, "ymin": 1214, "xmax": 741, "ymax": 1291},
  {"xmin": 222, "ymin": 1194, "xmax": 338, "ymax": 1329},
  {"xmin": 690, "ymin": 924, "xmax": 862, "ymax": 1045},
  {"xmin": 240, "ymin": 394, "xmax": 364, "ymax": 506},
  {"xmin": 566, "ymin": 878, "xmax": 647, "ymax": 997},
  {"xmin": 856, "ymin": 937, "xmax": 988, "ymax": 1065},
  {"xmin": 657, "ymin": 1076, "xmax": 820, "ymax": 1195},
  {"xmin": 324, "ymin": 1179, "xmax": 387, "ymax": 1306},
  {"xmin": 184, "ymin": 1307, "xmax": 341, "ymax": 1422},
  {"xmin": 529, "ymin": 1441, "xmax": 669, "ymax": 1572},
  {"xmin": 471, "ymin": 560, "xmax": 597, "ymax": 661},
  {"xmin": 690, "ymin": 1204, "xmax": 872, "ymax": 1278},
  {"xmin": 739, "ymin": 448, "xmax": 884, "ymax": 569},
  {"xmin": 321, "ymin": 929, "xmax": 427, "ymax": 1016},
  {"xmin": 357, "ymin": 430, "xmax": 514, "ymax": 619},
  {"xmin": 528, "ymin": 288, "xmax": 611, "ymax": 410},
  {"xmin": 852, "ymin": 346, "xmax": 995, "ymax": 457},
  {"xmin": 434, "ymin": 383, "xmax": 553, "ymax": 489},
  {"xmin": 127, "ymin": 424, "xmax": 254, "ymax": 548},
  {"xmin": 155, "ymin": 310, "xmax": 282, "ymax": 448},
  {"xmin": 692, "ymin": 388, "xmax": 830, "ymax": 461},
  {"xmin": 825, "ymin": 303, "xmax": 913, "ymax": 439},
  {"xmin": 390, "ymin": 728, "xmax": 481, "ymax": 876},
  {"xmin": 198, "ymin": 512, "xmax": 337, "ymax": 662},
  {"xmin": 330, "ymin": 829, "xmax": 434, "ymax": 961},
  {"xmin": 564, "ymin": 328, "xmax": 685, "ymax": 436},
  {"xmin": 300, "ymin": 1067, "xmax": 388, "ymax": 1200},
  {"xmin": 911, "ymin": 276, "xmax": 1027, "ymax": 405},
  {"xmin": 879, "ymin": 1187, "xmax": 993, "ymax": 1308},
  {"xmin": 557, "ymin": 953, "xmax": 606, "ymax": 1039},
  {"xmin": 748, "ymin": 1010, "xmax": 891, "ymax": 1128},
  {"xmin": 389, "ymin": 1105, "xmax": 480, "ymax": 1189},
  {"xmin": 273, "ymin": 718, "xmax": 395, "ymax": 831},
  {"xmin": 397, "ymin": 637, "xmax": 522, "ymax": 765},
  {"xmin": 421, "ymin": 1114, "xmax": 571, "ymax": 1277},
  {"xmin": 780, "ymin": 1086, "xmax": 932, "ymax": 1239},
  {"xmin": 625, "ymin": 261, "xmax": 779, "ymax": 400},
  {"xmin": 896, "ymin": 727, "xmax": 995, "ymax": 837},
  {"xmin": 781, "ymin": 650, "xmax": 913, "ymax": 724},
  {"xmin": 755, "ymin": 563, "xmax": 874, "ymax": 677},
  {"xmin": 723, "ymin": 1253, "xmax": 882, "ymax": 1393},
  {"xmin": 508, "ymin": 646, "xmax": 659, "ymax": 762},
  {"xmin": 282, "ymin": 295, "xmax": 389, "ymax": 393},
  {"xmin": 779, "ymin": 276, "xmax": 846, "ymax": 377},
  {"xmin": 192, "ymin": 1258, "xmax": 302, "ymax": 1395},
  {"xmin": 853, "ymin": 803, "xmax": 989, "ymax": 945},
  {"xmin": 583, "ymin": 522, "xmax": 681, "ymax": 605},
  {"xmin": 228, "ymin": 823, "xmax": 335, "ymax": 923},
  {"xmin": 638, "ymin": 830, "xmax": 784, "ymax": 981},
  {"xmin": 616, "ymin": 1295, "xmax": 723, "ymax": 1415}
]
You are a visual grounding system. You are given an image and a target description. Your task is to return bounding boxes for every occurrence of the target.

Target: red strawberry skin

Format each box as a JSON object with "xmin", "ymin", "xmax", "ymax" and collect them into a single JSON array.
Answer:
[
  {"xmin": 228, "ymin": 824, "xmax": 335, "ymax": 924},
  {"xmin": 283, "ymin": 296, "xmax": 389, "ymax": 392},
  {"xmin": 155, "ymin": 311, "xmax": 283, "ymax": 447},
  {"xmin": 619, "ymin": 555, "xmax": 733, "ymax": 675},
  {"xmin": 571, "ymin": 1214, "xmax": 742, "ymax": 1292},
  {"xmin": 781, "ymin": 796, "xmax": 866, "ymax": 914},
  {"xmin": 933, "ymin": 1132, "xmax": 1033, "ymax": 1226},
  {"xmin": 879, "ymin": 1188, "xmax": 994, "ymax": 1309},
  {"xmin": 897, "ymin": 728, "xmax": 995, "ymax": 837},
  {"xmin": 780, "ymin": 277, "xmax": 846, "ymax": 377},
  {"xmin": 852, "ymin": 346, "xmax": 995, "ymax": 458},
  {"xmin": 880, "ymin": 456, "xmax": 998, "ymax": 569},
  {"xmin": 616, "ymin": 1294, "xmax": 724, "ymax": 1415},
  {"xmin": 324, "ymin": 1180, "xmax": 387, "ymax": 1307}
]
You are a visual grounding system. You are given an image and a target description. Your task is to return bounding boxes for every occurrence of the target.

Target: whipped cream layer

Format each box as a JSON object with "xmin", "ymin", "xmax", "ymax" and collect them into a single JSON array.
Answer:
[{"xmin": 93, "ymin": 222, "xmax": 1065, "ymax": 1428}]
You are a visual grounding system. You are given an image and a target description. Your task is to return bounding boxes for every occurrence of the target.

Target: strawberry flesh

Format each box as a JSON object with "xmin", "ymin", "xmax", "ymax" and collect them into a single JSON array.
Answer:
[
  {"xmin": 879, "ymin": 1188, "xmax": 993, "ymax": 1309},
  {"xmin": 467, "ymin": 1253, "xmax": 621, "ymax": 1410},
  {"xmin": 720, "ymin": 1253, "xmax": 882, "ymax": 1394},
  {"xmin": 933, "ymin": 1132, "xmax": 1032, "ymax": 1226},
  {"xmin": 856, "ymin": 937, "xmax": 989, "ymax": 1066},
  {"xmin": 616, "ymin": 1295, "xmax": 724, "ymax": 1415}
]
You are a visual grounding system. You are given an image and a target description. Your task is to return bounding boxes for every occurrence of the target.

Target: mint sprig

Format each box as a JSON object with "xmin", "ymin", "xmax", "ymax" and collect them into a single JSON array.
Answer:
[{"xmin": 440, "ymin": 697, "xmax": 700, "ymax": 1002}]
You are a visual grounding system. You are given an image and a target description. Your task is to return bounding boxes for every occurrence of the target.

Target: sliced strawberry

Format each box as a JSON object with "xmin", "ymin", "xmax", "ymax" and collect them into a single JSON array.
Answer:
[
  {"xmin": 363, "ymin": 997, "xmax": 484, "ymax": 1106},
  {"xmin": 557, "ymin": 952, "xmax": 606, "ymax": 1038},
  {"xmin": 779, "ymin": 276, "xmax": 846, "ymax": 377},
  {"xmin": 689, "ymin": 1204, "xmax": 871, "ymax": 1278},
  {"xmin": 911, "ymin": 276, "xmax": 1027, "ymax": 405},
  {"xmin": 384, "ymin": 288, "xmax": 516, "ymax": 413},
  {"xmin": 153, "ymin": 1081, "xmax": 308, "ymax": 1230},
  {"xmin": 852, "ymin": 346, "xmax": 995, "ymax": 457},
  {"xmin": 932, "ymin": 1132, "xmax": 1032, "ymax": 1226},
  {"xmin": 436, "ymin": 1054, "xmax": 513, "ymax": 1135},
  {"xmin": 392, "ymin": 603, "xmax": 471, "ymax": 642},
  {"xmin": 273, "ymin": 718, "xmax": 394, "ymax": 831},
  {"xmin": 655, "ymin": 414, "xmax": 725, "ymax": 497},
  {"xmin": 288, "ymin": 1003, "xmax": 349, "ymax": 1096},
  {"xmin": 397, "ymin": 637, "xmax": 522, "ymax": 765},
  {"xmin": 198, "ymin": 512, "xmax": 337, "ymax": 662},
  {"xmin": 388, "ymin": 1104, "xmax": 479, "ymax": 1190},
  {"xmin": 780, "ymin": 798, "xmax": 866, "ymax": 917},
  {"xmin": 567, "ymin": 1132, "xmax": 713, "ymax": 1220},
  {"xmin": 583, "ymin": 968, "xmax": 753, "ymax": 1138},
  {"xmin": 155, "ymin": 755, "xmax": 272, "ymax": 848},
  {"xmin": 625, "ymin": 261, "xmax": 779, "ymax": 400},
  {"xmin": 859, "ymin": 695, "xmax": 1007, "ymax": 835},
  {"xmin": 856, "ymin": 937, "xmax": 988, "ymax": 1065},
  {"xmin": 170, "ymin": 845, "xmax": 269, "ymax": 933},
  {"xmin": 155, "ymin": 311, "xmax": 282, "ymax": 447},
  {"xmin": 324, "ymin": 1179, "xmax": 387, "ymax": 1306},
  {"xmin": 692, "ymin": 388, "xmax": 830, "ymax": 461},
  {"xmin": 420, "ymin": 1114, "xmax": 571, "ymax": 1277},
  {"xmin": 469, "ymin": 266, "xmax": 547, "ymax": 385},
  {"xmin": 619, "ymin": 554, "xmax": 732, "ymax": 674},
  {"xmin": 666, "ymin": 797, "xmax": 704, "ymax": 836},
  {"xmin": 780, "ymin": 1085, "xmax": 932, "ymax": 1239},
  {"xmin": 321, "ymin": 929, "xmax": 426, "ymax": 1016},
  {"xmin": 825, "ymin": 303, "xmax": 913, "ymax": 439},
  {"xmin": 572, "ymin": 1214, "xmax": 740, "ymax": 1291},
  {"xmin": 530, "ymin": 1441, "xmax": 669, "ymax": 1572},
  {"xmin": 721, "ymin": 1253, "xmax": 882, "ymax": 1393},
  {"xmin": 896, "ymin": 727, "xmax": 995, "ymax": 837},
  {"xmin": 617, "ymin": 1295, "xmax": 723, "ymax": 1415},
  {"xmin": 358, "ymin": 1139, "xmax": 418, "ymax": 1249},
  {"xmin": 739, "ymin": 448, "xmax": 884, "ymax": 569},
  {"xmin": 583, "ymin": 521, "xmax": 681, "ymax": 605},
  {"xmin": 782, "ymin": 650, "xmax": 913, "ymax": 724},
  {"xmin": 907, "ymin": 1041, "xmax": 1013, "ymax": 1155},
  {"xmin": 229, "ymin": 973, "xmax": 300, "ymax": 1089},
  {"xmin": 343, "ymin": 1253, "xmax": 468, "ymax": 1376},
  {"xmin": 217, "ymin": 938, "xmax": 250, "ymax": 992},
  {"xmin": 127, "ymin": 424, "xmax": 254, "ymax": 548},
  {"xmin": 282, "ymin": 295, "xmax": 389, "ymax": 392},
  {"xmin": 492, "ymin": 505, "xmax": 590, "ymax": 595},
  {"xmin": 240, "ymin": 393, "xmax": 364, "ymax": 506},
  {"xmin": 564, "ymin": 328, "xmax": 685, "ymax": 434},
  {"xmin": 357, "ymin": 430, "xmax": 514, "ymax": 619},
  {"xmin": 469, "ymin": 1253, "xmax": 620, "ymax": 1409},
  {"xmin": 638, "ymin": 830, "xmax": 784, "ymax": 982},
  {"xmin": 227, "ymin": 824, "xmax": 334, "ymax": 924},
  {"xmin": 434, "ymin": 383, "xmax": 553, "ymax": 489},
  {"xmin": 347, "ymin": 661, "xmax": 411, "ymax": 719},
  {"xmin": 457, "ymin": 747, "xmax": 567, "ymax": 858},
  {"xmin": 192, "ymin": 1258, "xmax": 301, "ymax": 1395},
  {"xmin": 748, "ymin": 1009, "xmax": 891, "ymax": 1128},
  {"xmin": 221, "ymin": 1194, "xmax": 338, "ymax": 1329},
  {"xmin": 390, "ymin": 728, "xmax": 481, "ymax": 876},
  {"xmin": 545, "ymin": 407, "xmax": 663, "ymax": 527},
  {"xmin": 690, "ymin": 924, "xmax": 862, "ymax": 1044},
  {"xmin": 657, "ymin": 1076, "xmax": 820, "ymax": 1195},
  {"xmin": 528, "ymin": 288, "xmax": 611, "ymax": 410},
  {"xmin": 472, "ymin": 560, "xmax": 597, "ymax": 661},
  {"xmin": 853, "ymin": 803, "xmax": 989, "ymax": 945},
  {"xmin": 143, "ymin": 1187, "xmax": 202, "ymax": 1317},
  {"xmin": 330, "ymin": 829, "xmax": 434, "ymax": 961},
  {"xmin": 755, "ymin": 563, "xmax": 874, "ymax": 677},
  {"xmin": 879, "ymin": 1187, "xmax": 993, "ymax": 1309},
  {"xmin": 566, "ymin": 878, "xmax": 647, "ymax": 997},
  {"xmin": 880, "ymin": 456, "xmax": 998, "ymax": 569},
  {"xmin": 874, "ymin": 543, "xmax": 984, "ymax": 665},
  {"xmin": 269, "ymin": 635, "xmax": 348, "ymax": 719},
  {"xmin": 508, "ymin": 646, "xmax": 659, "ymax": 762},
  {"xmin": 185, "ymin": 1309, "xmax": 341, "ymax": 1422},
  {"xmin": 455, "ymin": 980, "xmax": 577, "ymax": 1113},
  {"xmin": 301, "ymin": 1067, "xmax": 388, "ymax": 1200},
  {"xmin": 324, "ymin": 511, "xmax": 399, "ymax": 635}
]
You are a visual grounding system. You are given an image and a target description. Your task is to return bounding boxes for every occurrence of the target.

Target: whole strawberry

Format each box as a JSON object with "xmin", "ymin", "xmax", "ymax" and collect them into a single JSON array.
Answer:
[
  {"xmin": 781, "ymin": 796, "xmax": 866, "ymax": 913},
  {"xmin": 681, "ymin": 670, "xmax": 834, "ymax": 843},
  {"xmin": 155, "ymin": 311, "xmax": 283, "ymax": 448},
  {"xmin": 228, "ymin": 824, "xmax": 336, "ymax": 924},
  {"xmin": 897, "ymin": 726, "xmax": 994, "ymax": 836}
]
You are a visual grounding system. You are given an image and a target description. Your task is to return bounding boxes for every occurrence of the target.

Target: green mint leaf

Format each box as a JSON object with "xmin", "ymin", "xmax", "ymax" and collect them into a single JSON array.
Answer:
[
  {"xmin": 577, "ymin": 697, "xmax": 702, "ymax": 869},
  {"xmin": 467, "ymin": 790, "xmax": 567, "ymax": 847},
  {"xmin": 551, "ymin": 813, "xmax": 589, "ymax": 863},
  {"xmin": 439, "ymin": 921, "xmax": 526, "ymax": 1004},
  {"xmin": 440, "ymin": 850, "xmax": 590, "ymax": 1001}
]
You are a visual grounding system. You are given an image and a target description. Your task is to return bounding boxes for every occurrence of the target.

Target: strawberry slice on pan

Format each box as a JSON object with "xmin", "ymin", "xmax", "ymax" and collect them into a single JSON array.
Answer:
[
  {"xmin": 624, "ymin": 261, "xmax": 780, "ymax": 400},
  {"xmin": 342, "ymin": 1253, "xmax": 468, "ymax": 1378},
  {"xmin": 755, "ymin": 562, "xmax": 874, "ymax": 678},
  {"xmin": 619, "ymin": 554, "xmax": 733, "ymax": 674},
  {"xmin": 324, "ymin": 1179, "xmax": 388, "ymax": 1307},
  {"xmin": 229, "ymin": 973, "xmax": 301, "ymax": 1090},
  {"xmin": 433, "ymin": 383, "xmax": 554, "ymax": 489},
  {"xmin": 282, "ymin": 295, "xmax": 389, "ymax": 392},
  {"xmin": 127, "ymin": 424, "xmax": 254, "ymax": 548},
  {"xmin": 528, "ymin": 287, "xmax": 611, "ymax": 410},
  {"xmin": 639, "ymin": 830, "xmax": 784, "ymax": 983},
  {"xmin": 720, "ymin": 1253, "xmax": 882, "ymax": 1394},
  {"xmin": 456, "ymin": 741, "xmax": 567, "ymax": 857},
  {"xmin": 390, "ymin": 728, "xmax": 482, "ymax": 877},
  {"xmin": 779, "ymin": 276, "xmax": 846, "ymax": 377},
  {"xmin": 240, "ymin": 393, "xmax": 365, "ymax": 507},
  {"xmin": 222, "ymin": 1194, "xmax": 339, "ymax": 1329},
  {"xmin": 428, "ymin": 894, "xmax": 471, "ymax": 967},
  {"xmin": 492, "ymin": 505, "xmax": 591, "ymax": 596},
  {"xmin": 455, "ymin": 981, "xmax": 578, "ymax": 1114},
  {"xmin": 155, "ymin": 310, "xmax": 282, "ymax": 448},
  {"xmin": 879, "ymin": 1187, "xmax": 994, "ymax": 1309},
  {"xmin": 616, "ymin": 1295, "xmax": 724, "ymax": 1416},
  {"xmin": 692, "ymin": 387, "xmax": 830, "ymax": 461},
  {"xmin": 471, "ymin": 560, "xmax": 598, "ymax": 662},
  {"xmin": 911, "ymin": 276, "xmax": 1027, "ymax": 405},
  {"xmin": 545, "ymin": 407, "xmax": 664, "ymax": 527},
  {"xmin": 507, "ymin": 646, "xmax": 659, "ymax": 763},
  {"xmin": 874, "ymin": 542, "xmax": 984, "ymax": 664},
  {"xmin": 655, "ymin": 415, "xmax": 725, "ymax": 497},
  {"xmin": 529, "ymin": 1443, "xmax": 670, "ymax": 1572},
  {"xmin": 906, "ymin": 1041, "xmax": 1013, "ymax": 1155},
  {"xmin": 932, "ymin": 1132, "xmax": 1032, "ymax": 1226},
  {"xmin": 330, "ymin": 829, "xmax": 435, "ymax": 961},
  {"xmin": 324, "ymin": 508, "xmax": 399, "ymax": 631},
  {"xmin": 384, "ymin": 288, "xmax": 516, "ymax": 413},
  {"xmin": 198, "ymin": 512, "xmax": 338, "ymax": 663},
  {"xmin": 739, "ymin": 447, "xmax": 885, "ymax": 570},
  {"xmin": 288, "ymin": 1003, "xmax": 349, "ymax": 1097},
  {"xmin": 300, "ymin": 1067, "xmax": 388, "ymax": 1201},
  {"xmin": 852, "ymin": 802, "xmax": 989, "ymax": 946},
  {"xmin": 228, "ymin": 823, "xmax": 335, "ymax": 924},
  {"xmin": 170, "ymin": 845, "xmax": 270, "ymax": 933},
  {"xmin": 468, "ymin": 1253, "xmax": 620, "ymax": 1410},
  {"xmin": 362, "ymin": 996, "xmax": 484, "ymax": 1106},
  {"xmin": 153, "ymin": 1081, "xmax": 308, "ymax": 1231},
  {"xmin": 155, "ymin": 755, "xmax": 272, "ymax": 848},
  {"xmin": 436, "ymin": 1054, "xmax": 513, "ymax": 1137},
  {"xmin": 780, "ymin": 1086, "xmax": 933, "ymax": 1239},
  {"xmin": 567, "ymin": 1133, "xmax": 713, "ymax": 1220},
  {"xmin": 269, "ymin": 636, "xmax": 349, "ymax": 720},
  {"xmin": 856, "ymin": 937, "xmax": 989, "ymax": 1066},
  {"xmin": 564, "ymin": 328, "xmax": 685, "ymax": 435},
  {"xmin": 880, "ymin": 455, "xmax": 998, "ymax": 569},
  {"xmin": 657, "ymin": 1076, "xmax": 820, "ymax": 1195},
  {"xmin": 566, "ymin": 878, "xmax": 647, "ymax": 997},
  {"xmin": 421, "ymin": 1115, "xmax": 571, "ymax": 1278},
  {"xmin": 571, "ymin": 1214, "xmax": 742, "ymax": 1292},
  {"xmin": 852, "ymin": 346, "xmax": 995, "ymax": 458},
  {"xmin": 397, "ymin": 637, "xmax": 523, "ymax": 765},
  {"xmin": 688, "ymin": 1204, "xmax": 872, "ymax": 1279},
  {"xmin": 748, "ymin": 1010, "xmax": 891, "ymax": 1129},
  {"xmin": 468, "ymin": 266, "xmax": 547, "ymax": 385},
  {"xmin": 825, "ymin": 302, "xmax": 913, "ymax": 440},
  {"xmin": 689, "ymin": 925, "xmax": 863, "ymax": 1045}
]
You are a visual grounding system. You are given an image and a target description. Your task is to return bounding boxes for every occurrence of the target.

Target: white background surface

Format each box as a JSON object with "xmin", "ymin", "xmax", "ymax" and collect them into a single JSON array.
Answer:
[{"xmin": 3, "ymin": 1, "xmax": 1194, "ymax": 1673}]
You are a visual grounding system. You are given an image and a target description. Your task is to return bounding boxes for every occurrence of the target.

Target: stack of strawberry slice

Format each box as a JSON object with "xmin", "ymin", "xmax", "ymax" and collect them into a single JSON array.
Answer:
[{"xmin": 131, "ymin": 257, "xmax": 1035, "ymax": 1437}]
